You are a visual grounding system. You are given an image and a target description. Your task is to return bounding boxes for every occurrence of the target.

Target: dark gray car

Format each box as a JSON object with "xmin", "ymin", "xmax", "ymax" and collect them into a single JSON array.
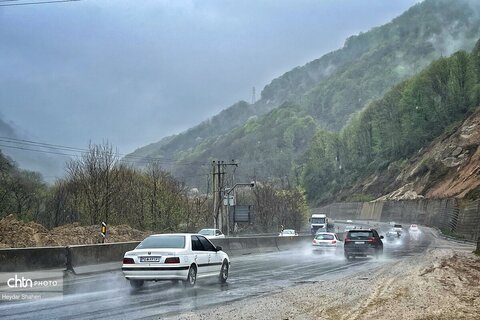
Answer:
[{"xmin": 343, "ymin": 229, "xmax": 383, "ymax": 260}]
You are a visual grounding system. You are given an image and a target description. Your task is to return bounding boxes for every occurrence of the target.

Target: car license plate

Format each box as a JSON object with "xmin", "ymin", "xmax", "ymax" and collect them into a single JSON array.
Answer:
[
  {"xmin": 139, "ymin": 256, "xmax": 161, "ymax": 262},
  {"xmin": 355, "ymin": 241, "xmax": 364, "ymax": 244}
]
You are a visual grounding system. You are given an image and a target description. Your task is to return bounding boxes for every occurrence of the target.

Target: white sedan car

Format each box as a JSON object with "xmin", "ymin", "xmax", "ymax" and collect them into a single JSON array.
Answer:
[
  {"xmin": 409, "ymin": 224, "xmax": 420, "ymax": 232},
  {"xmin": 198, "ymin": 228, "xmax": 226, "ymax": 239},
  {"xmin": 312, "ymin": 232, "xmax": 343, "ymax": 252},
  {"xmin": 122, "ymin": 233, "xmax": 230, "ymax": 289},
  {"xmin": 279, "ymin": 229, "xmax": 298, "ymax": 237}
]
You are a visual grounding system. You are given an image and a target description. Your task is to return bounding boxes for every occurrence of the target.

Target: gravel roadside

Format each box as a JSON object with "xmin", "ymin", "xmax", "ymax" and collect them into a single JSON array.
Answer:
[{"xmin": 167, "ymin": 243, "xmax": 479, "ymax": 320}]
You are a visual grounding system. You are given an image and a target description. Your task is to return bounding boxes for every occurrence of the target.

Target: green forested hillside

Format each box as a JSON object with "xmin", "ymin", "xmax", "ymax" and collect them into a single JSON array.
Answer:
[
  {"xmin": 172, "ymin": 105, "xmax": 318, "ymax": 186},
  {"xmin": 303, "ymin": 42, "xmax": 480, "ymax": 204},
  {"xmin": 129, "ymin": 101, "xmax": 263, "ymax": 161},
  {"xmin": 127, "ymin": 0, "xmax": 480, "ymax": 191},
  {"xmin": 298, "ymin": 0, "xmax": 480, "ymax": 130}
]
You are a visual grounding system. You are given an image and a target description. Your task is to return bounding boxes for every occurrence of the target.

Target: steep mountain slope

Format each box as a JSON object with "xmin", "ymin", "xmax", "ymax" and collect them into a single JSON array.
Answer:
[
  {"xmin": 302, "ymin": 40, "xmax": 480, "ymax": 205},
  {"xmin": 0, "ymin": 117, "xmax": 17, "ymax": 138},
  {"xmin": 171, "ymin": 104, "xmax": 318, "ymax": 186},
  {"xmin": 128, "ymin": 0, "xmax": 480, "ymax": 188},
  {"xmin": 300, "ymin": 0, "xmax": 480, "ymax": 130},
  {"xmin": 355, "ymin": 106, "xmax": 480, "ymax": 201},
  {"xmin": 129, "ymin": 101, "xmax": 262, "ymax": 162},
  {"xmin": 0, "ymin": 118, "xmax": 64, "ymax": 182}
]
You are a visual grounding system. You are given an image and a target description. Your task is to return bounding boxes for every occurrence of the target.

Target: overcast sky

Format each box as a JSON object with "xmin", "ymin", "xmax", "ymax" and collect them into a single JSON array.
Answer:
[{"xmin": 0, "ymin": 0, "xmax": 419, "ymax": 160}]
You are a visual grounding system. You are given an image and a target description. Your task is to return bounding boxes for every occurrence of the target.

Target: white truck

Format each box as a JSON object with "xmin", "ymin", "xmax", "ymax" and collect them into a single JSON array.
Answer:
[{"xmin": 310, "ymin": 213, "xmax": 334, "ymax": 234}]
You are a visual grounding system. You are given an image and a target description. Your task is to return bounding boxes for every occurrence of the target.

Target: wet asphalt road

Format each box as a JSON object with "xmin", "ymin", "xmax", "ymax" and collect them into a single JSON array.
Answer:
[{"xmin": 0, "ymin": 225, "xmax": 452, "ymax": 320}]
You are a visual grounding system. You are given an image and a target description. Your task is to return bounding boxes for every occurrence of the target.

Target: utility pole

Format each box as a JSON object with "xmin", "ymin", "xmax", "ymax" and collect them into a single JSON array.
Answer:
[
  {"xmin": 212, "ymin": 160, "xmax": 238, "ymax": 232},
  {"xmin": 217, "ymin": 161, "xmax": 223, "ymax": 231},
  {"xmin": 212, "ymin": 160, "xmax": 225, "ymax": 230},
  {"xmin": 212, "ymin": 161, "xmax": 217, "ymax": 229}
]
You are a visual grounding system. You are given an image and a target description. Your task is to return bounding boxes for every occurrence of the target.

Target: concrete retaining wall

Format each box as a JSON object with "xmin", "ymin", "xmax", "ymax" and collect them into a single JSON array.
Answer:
[
  {"xmin": 360, "ymin": 202, "xmax": 384, "ymax": 220},
  {"xmin": 317, "ymin": 198, "xmax": 480, "ymax": 242}
]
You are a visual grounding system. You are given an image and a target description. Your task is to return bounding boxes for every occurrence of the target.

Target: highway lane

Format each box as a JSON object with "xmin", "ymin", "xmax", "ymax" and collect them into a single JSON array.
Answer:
[{"xmin": 0, "ymin": 225, "xmax": 443, "ymax": 320}]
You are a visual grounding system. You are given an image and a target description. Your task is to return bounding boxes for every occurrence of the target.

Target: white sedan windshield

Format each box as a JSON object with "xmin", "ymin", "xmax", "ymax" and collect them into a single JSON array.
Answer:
[
  {"xmin": 137, "ymin": 235, "xmax": 185, "ymax": 249},
  {"xmin": 199, "ymin": 229, "xmax": 215, "ymax": 236}
]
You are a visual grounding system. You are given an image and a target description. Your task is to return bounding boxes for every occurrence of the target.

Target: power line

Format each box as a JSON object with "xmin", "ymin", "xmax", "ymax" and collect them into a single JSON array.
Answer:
[
  {"xmin": 0, "ymin": 136, "xmax": 208, "ymax": 166},
  {"xmin": 0, "ymin": 135, "xmax": 199, "ymax": 163},
  {"xmin": 0, "ymin": 142, "xmax": 215, "ymax": 185},
  {"xmin": 0, "ymin": 137, "xmax": 86, "ymax": 153},
  {"xmin": 0, "ymin": 143, "xmax": 82, "ymax": 158},
  {"xmin": 0, "ymin": 0, "xmax": 80, "ymax": 7}
]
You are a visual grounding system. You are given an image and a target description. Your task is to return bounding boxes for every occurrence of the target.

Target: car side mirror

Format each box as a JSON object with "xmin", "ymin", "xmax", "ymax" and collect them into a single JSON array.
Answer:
[
  {"xmin": 216, "ymin": 246, "xmax": 222, "ymax": 251},
  {"xmin": 380, "ymin": 236, "xmax": 384, "ymax": 239}
]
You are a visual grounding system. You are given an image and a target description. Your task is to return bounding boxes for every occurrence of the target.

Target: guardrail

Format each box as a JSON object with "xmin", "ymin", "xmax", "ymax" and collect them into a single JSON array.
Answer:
[{"xmin": 0, "ymin": 235, "xmax": 313, "ymax": 274}]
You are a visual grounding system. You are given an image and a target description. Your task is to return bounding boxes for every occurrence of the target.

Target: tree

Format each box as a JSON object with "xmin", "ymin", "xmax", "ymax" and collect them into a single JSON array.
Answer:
[{"xmin": 66, "ymin": 142, "xmax": 120, "ymax": 225}]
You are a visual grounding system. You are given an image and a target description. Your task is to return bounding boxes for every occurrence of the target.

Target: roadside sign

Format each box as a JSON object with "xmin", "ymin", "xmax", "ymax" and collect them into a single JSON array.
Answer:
[
  {"xmin": 101, "ymin": 222, "xmax": 107, "ymax": 243},
  {"xmin": 233, "ymin": 205, "xmax": 253, "ymax": 222},
  {"xmin": 223, "ymin": 195, "xmax": 235, "ymax": 206}
]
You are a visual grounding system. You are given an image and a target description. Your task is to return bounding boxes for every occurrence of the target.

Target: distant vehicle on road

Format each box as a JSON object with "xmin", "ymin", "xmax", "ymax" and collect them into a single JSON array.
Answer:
[
  {"xmin": 122, "ymin": 234, "xmax": 230, "ymax": 289},
  {"xmin": 393, "ymin": 224, "xmax": 403, "ymax": 233},
  {"xmin": 198, "ymin": 228, "xmax": 225, "ymax": 239},
  {"xmin": 409, "ymin": 224, "xmax": 420, "ymax": 233},
  {"xmin": 346, "ymin": 219, "xmax": 353, "ymax": 223},
  {"xmin": 385, "ymin": 230, "xmax": 401, "ymax": 242},
  {"xmin": 344, "ymin": 229, "xmax": 383, "ymax": 260},
  {"xmin": 312, "ymin": 232, "xmax": 343, "ymax": 253},
  {"xmin": 279, "ymin": 229, "xmax": 298, "ymax": 237},
  {"xmin": 315, "ymin": 227, "xmax": 328, "ymax": 234},
  {"xmin": 315, "ymin": 225, "xmax": 336, "ymax": 234},
  {"xmin": 344, "ymin": 225, "xmax": 355, "ymax": 231},
  {"xmin": 310, "ymin": 213, "xmax": 334, "ymax": 234}
]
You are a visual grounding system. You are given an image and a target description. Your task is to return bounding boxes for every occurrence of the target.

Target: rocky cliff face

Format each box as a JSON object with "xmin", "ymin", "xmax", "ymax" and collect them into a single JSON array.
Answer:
[{"xmin": 355, "ymin": 108, "xmax": 480, "ymax": 201}]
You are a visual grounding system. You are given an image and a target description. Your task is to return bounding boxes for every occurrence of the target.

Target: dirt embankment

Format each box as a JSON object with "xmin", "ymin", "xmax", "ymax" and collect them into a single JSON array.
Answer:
[
  {"xmin": 351, "ymin": 108, "xmax": 480, "ymax": 201},
  {"xmin": 0, "ymin": 214, "xmax": 151, "ymax": 248},
  {"xmin": 171, "ymin": 248, "xmax": 480, "ymax": 320}
]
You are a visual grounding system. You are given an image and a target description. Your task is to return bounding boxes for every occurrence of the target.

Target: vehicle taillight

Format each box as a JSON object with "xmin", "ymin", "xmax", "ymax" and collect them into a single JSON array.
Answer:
[
  {"xmin": 123, "ymin": 257, "xmax": 135, "ymax": 264},
  {"xmin": 164, "ymin": 257, "xmax": 180, "ymax": 264},
  {"xmin": 344, "ymin": 238, "xmax": 351, "ymax": 244},
  {"xmin": 312, "ymin": 240, "xmax": 317, "ymax": 244},
  {"xmin": 368, "ymin": 237, "xmax": 375, "ymax": 243},
  {"xmin": 331, "ymin": 240, "xmax": 336, "ymax": 244}
]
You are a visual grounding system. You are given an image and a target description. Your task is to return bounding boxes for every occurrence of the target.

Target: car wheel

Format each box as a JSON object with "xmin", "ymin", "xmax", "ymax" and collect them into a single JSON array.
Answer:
[
  {"xmin": 219, "ymin": 260, "xmax": 229, "ymax": 283},
  {"xmin": 129, "ymin": 280, "xmax": 144, "ymax": 289},
  {"xmin": 375, "ymin": 248, "xmax": 383, "ymax": 259},
  {"xmin": 184, "ymin": 265, "xmax": 197, "ymax": 287}
]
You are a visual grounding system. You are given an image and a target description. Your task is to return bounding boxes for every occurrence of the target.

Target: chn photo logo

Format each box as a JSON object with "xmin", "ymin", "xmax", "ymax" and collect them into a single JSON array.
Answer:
[{"xmin": 7, "ymin": 275, "xmax": 33, "ymax": 288}]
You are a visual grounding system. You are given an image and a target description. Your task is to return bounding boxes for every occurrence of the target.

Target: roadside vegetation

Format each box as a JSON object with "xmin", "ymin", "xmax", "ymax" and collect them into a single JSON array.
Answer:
[{"xmin": 0, "ymin": 146, "xmax": 308, "ymax": 235}]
